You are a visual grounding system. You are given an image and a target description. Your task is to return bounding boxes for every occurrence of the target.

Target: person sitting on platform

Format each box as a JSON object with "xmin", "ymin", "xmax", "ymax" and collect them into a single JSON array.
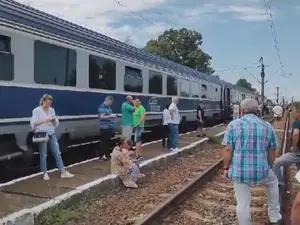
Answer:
[{"xmin": 111, "ymin": 138, "xmax": 144, "ymax": 188}]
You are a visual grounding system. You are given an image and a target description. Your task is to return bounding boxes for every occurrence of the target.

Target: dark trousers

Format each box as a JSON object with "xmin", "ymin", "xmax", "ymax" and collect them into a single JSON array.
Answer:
[
  {"xmin": 98, "ymin": 129, "xmax": 113, "ymax": 157},
  {"xmin": 162, "ymin": 125, "xmax": 169, "ymax": 147}
]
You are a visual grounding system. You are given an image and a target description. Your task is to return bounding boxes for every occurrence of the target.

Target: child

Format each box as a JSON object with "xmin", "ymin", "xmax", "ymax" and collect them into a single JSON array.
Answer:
[{"xmin": 122, "ymin": 139, "xmax": 145, "ymax": 182}]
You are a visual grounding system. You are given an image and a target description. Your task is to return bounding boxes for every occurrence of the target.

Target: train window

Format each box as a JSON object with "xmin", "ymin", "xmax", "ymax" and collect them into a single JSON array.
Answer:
[
  {"xmin": 180, "ymin": 79, "xmax": 190, "ymax": 97},
  {"xmin": 215, "ymin": 88, "xmax": 218, "ymax": 92},
  {"xmin": 0, "ymin": 35, "xmax": 14, "ymax": 81},
  {"xmin": 201, "ymin": 84, "xmax": 207, "ymax": 99},
  {"xmin": 0, "ymin": 35, "xmax": 11, "ymax": 52},
  {"xmin": 89, "ymin": 55, "xmax": 116, "ymax": 90},
  {"xmin": 34, "ymin": 41, "xmax": 76, "ymax": 86},
  {"xmin": 149, "ymin": 70, "xmax": 162, "ymax": 94},
  {"xmin": 167, "ymin": 75, "xmax": 177, "ymax": 96},
  {"xmin": 191, "ymin": 82, "xmax": 199, "ymax": 98},
  {"xmin": 124, "ymin": 66, "xmax": 143, "ymax": 92}
]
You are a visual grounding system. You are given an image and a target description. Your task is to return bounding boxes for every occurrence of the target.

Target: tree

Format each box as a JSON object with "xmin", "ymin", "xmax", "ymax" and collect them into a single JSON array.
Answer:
[
  {"xmin": 144, "ymin": 28, "xmax": 214, "ymax": 74},
  {"xmin": 236, "ymin": 78, "xmax": 256, "ymax": 92}
]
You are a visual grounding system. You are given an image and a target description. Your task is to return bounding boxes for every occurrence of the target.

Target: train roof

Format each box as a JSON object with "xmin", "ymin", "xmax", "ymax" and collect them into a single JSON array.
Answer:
[{"xmin": 0, "ymin": 0, "xmax": 224, "ymax": 85}]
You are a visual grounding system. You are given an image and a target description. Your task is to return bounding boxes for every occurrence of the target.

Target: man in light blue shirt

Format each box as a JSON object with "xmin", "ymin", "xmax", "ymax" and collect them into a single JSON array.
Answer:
[{"xmin": 97, "ymin": 96, "xmax": 117, "ymax": 160}]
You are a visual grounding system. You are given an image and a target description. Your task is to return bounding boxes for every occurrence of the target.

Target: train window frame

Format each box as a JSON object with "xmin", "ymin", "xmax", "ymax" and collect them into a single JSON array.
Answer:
[
  {"xmin": 34, "ymin": 40, "xmax": 77, "ymax": 86},
  {"xmin": 180, "ymin": 78, "xmax": 190, "ymax": 97},
  {"xmin": 167, "ymin": 75, "xmax": 178, "ymax": 96},
  {"xmin": 148, "ymin": 70, "xmax": 162, "ymax": 94},
  {"xmin": 89, "ymin": 55, "xmax": 116, "ymax": 90},
  {"xmin": 191, "ymin": 82, "xmax": 200, "ymax": 98},
  {"xmin": 201, "ymin": 84, "xmax": 207, "ymax": 99},
  {"xmin": 0, "ymin": 34, "xmax": 14, "ymax": 81},
  {"xmin": 124, "ymin": 66, "xmax": 143, "ymax": 93}
]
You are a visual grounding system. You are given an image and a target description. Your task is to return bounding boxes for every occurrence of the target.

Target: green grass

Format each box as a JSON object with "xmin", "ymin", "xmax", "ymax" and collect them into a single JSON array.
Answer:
[{"xmin": 37, "ymin": 204, "xmax": 84, "ymax": 225}]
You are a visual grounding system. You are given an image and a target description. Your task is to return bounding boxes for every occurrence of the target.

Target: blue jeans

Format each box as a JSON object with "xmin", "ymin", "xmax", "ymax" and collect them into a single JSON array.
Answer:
[
  {"xmin": 273, "ymin": 152, "xmax": 300, "ymax": 185},
  {"xmin": 168, "ymin": 123, "xmax": 179, "ymax": 149},
  {"xmin": 38, "ymin": 134, "xmax": 64, "ymax": 173}
]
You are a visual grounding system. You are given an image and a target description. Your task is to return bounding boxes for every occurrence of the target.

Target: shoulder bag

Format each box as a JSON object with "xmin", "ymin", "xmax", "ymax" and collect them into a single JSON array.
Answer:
[{"xmin": 32, "ymin": 132, "xmax": 49, "ymax": 143}]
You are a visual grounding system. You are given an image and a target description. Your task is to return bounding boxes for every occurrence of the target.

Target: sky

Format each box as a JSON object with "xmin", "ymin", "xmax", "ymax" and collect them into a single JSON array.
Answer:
[{"xmin": 16, "ymin": 0, "xmax": 299, "ymax": 103}]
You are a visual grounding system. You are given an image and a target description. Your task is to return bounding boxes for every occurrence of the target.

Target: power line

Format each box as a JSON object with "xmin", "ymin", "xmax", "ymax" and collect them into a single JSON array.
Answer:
[
  {"xmin": 263, "ymin": 0, "xmax": 287, "ymax": 77},
  {"xmin": 112, "ymin": 0, "xmax": 165, "ymax": 31},
  {"xmin": 214, "ymin": 62, "xmax": 260, "ymax": 73},
  {"xmin": 140, "ymin": 0, "xmax": 178, "ymax": 28}
]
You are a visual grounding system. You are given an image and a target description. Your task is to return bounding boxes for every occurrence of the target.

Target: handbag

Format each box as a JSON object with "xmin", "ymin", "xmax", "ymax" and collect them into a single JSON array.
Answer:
[{"xmin": 32, "ymin": 132, "xmax": 49, "ymax": 143}]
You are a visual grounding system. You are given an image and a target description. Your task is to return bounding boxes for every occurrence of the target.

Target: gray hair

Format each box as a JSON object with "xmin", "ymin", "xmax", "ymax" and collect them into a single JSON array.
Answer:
[
  {"xmin": 105, "ymin": 96, "xmax": 114, "ymax": 101},
  {"xmin": 240, "ymin": 98, "xmax": 258, "ymax": 113}
]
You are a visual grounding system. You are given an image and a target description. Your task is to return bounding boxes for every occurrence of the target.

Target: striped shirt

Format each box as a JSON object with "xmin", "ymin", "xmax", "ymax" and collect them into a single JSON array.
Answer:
[
  {"xmin": 98, "ymin": 102, "xmax": 114, "ymax": 130},
  {"xmin": 222, "ymin": 114, "xmax": 279, "ymax": 184}
]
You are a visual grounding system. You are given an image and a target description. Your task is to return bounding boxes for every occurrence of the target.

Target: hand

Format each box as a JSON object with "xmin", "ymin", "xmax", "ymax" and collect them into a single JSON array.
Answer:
[
  {"xmin": 110, "ymin": 114, "xmax": 117, "ymax": 118},
  {"xmin": 44, "ymin": 118, "xmax": 52, "ymax": 123},
  {"xmin": 276, "ymin": 150, "xmax": 281, "ymax": 157},
  {"xmin": 291, "ymin": 146, "xmax": 296, "ymax": 153},
  {"xmin": 223, "ymin": 169, "xmax": 229, "ymax": 178},
  {"xmin": 50, "ymin": 117, "xmax": 56, "ymax": 122}
]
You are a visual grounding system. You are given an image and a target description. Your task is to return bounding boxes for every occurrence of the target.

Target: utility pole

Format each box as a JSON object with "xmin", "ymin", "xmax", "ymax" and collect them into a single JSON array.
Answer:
[
  {"xmin": 259, "ymin": 57, "xmax": 265, "ymax": 106},
  {"xmin": 276, "ymin": 85, "xmax": 279, "ymax": 104}
]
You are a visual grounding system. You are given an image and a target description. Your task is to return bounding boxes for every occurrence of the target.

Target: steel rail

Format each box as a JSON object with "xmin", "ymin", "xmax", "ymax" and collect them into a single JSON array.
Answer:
[{"xmin": 136, "ymin": 116, "xmax": 287, "ymax": 225}]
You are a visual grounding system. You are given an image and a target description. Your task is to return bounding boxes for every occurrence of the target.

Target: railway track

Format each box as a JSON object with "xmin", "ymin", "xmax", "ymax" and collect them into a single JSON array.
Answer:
[{"xmin": 137, "ymin": 115, "xmax": 290, "ymax": 225}]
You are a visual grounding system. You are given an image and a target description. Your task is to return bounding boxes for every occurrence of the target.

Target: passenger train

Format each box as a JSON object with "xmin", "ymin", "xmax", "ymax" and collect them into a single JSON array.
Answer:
[{"xmin": 0, "ymin": 0, "xmax": 263, "ymax": 167}]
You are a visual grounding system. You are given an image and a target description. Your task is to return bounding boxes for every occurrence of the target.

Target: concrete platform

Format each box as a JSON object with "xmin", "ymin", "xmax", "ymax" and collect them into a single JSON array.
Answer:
[{"xmin": 0, "ymin": 124, "xmax": 227, "ymax": 225}]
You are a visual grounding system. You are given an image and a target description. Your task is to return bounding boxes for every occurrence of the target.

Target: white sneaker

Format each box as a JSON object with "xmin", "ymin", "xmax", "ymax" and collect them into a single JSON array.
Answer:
[
  {"xmin": 61, "ymin": 171, "xmax": 74, "ymax": 179},
  {"xmin": 173, "ymin": 148, "xmax": 179, "ymax": 151},
  {"xmin": 43, "ymin": 173, "xmax": 50, "ymax": 181}
]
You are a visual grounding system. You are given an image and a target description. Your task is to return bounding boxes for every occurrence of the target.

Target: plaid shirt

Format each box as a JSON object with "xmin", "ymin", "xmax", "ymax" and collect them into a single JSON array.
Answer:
[{"xmin": 222, "ymin": 114, "xmax": 279, "ymax": 184}]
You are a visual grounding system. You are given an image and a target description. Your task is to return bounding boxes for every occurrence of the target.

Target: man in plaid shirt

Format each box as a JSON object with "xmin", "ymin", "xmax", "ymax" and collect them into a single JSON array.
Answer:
[{"xmin": 222, "ymin": 98, "xmax": 282, "ymax": 225}]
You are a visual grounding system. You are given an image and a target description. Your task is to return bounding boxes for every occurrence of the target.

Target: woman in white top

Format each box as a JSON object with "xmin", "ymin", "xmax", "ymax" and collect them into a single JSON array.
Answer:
[
  {"xmin": 162, "ymin": 103, "xmax": 171, "ymax": 147},
  {"xmin": 30, "ymin": 94, "xmax": 74, "ymax": 180}
]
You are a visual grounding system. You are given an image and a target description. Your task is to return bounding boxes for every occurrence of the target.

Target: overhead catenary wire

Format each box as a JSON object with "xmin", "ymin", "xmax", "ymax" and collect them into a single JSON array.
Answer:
[
  {"xmin": 112, "ymin": 0, "xmax": 166, "ymax": 32},
  {"xmin": 263, "ymin": 0, "xmax": 287, "ymax": 77},
  {"xmin": 139, "ymin": 0, "xmax": 178, "ymax": 28}
]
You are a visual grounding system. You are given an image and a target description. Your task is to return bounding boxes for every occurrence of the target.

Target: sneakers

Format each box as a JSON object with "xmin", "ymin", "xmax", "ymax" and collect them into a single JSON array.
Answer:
[
  {"xmin": 138, "ymin": 173, "xmax": 145, "ymax": 179},
  {"xmin": 100, "ymin": 155, "xmax": 109, "ymax": 161},
  {"xmin": 43, "ymin": 173, "xmax": 50, "ymax": 181},
  {"xmin": 42, "ymin": 171, "xmax": 74, "ymax": 180},
  {"xmin": 169, "ymin": 148, "xmax": 179, "ymax": 152},
  {"xmin": 61, "ymin": 171, "xmax": 75, "ymax": 178}
]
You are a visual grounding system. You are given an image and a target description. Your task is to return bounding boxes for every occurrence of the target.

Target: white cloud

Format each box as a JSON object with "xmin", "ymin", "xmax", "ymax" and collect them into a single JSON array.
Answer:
[
  {"xmin": 219, "ymin": 5, "xmax": 269, "ymax": 22},
  {"xmin": 15, "ymin": 0, "xmax": 271, "ymax": 47},
  {"xmin": 17, "ymin": 0, "xmax": 167, "ymax": 46}
]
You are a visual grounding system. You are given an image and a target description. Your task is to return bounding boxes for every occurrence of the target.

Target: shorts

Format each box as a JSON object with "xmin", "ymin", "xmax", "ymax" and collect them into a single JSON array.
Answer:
[
  {"xmin": 122, "ymin": 126, "xmax": 133, "ymax": 139},
  {"xmin": 134, "ymin": 127, "xmax": 144, "ymax": 143}
]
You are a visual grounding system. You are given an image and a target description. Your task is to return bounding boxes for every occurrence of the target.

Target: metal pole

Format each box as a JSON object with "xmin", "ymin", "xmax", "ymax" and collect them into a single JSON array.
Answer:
[
  {"xmin": 259, "ymin": 57, "xmax": 265, "ymax": 106},
  {"xmin": 261, "ymin": 64, "xmax": 265, "ymax": 106},
  {"xmin": 276, "ymin": 86, "xmax": 279, "ymax": 104}
]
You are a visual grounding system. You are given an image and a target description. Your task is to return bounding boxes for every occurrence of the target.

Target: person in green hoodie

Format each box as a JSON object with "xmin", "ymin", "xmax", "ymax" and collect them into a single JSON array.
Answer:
[{"xmin": 121, "ymin": 96, "xmax": 135, "ymax": 139}]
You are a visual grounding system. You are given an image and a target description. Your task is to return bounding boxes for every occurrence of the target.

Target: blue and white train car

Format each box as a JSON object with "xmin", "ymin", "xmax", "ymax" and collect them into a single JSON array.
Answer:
[
  {"xmin": 0, "ymin": 0, "xmax": 258, "ymax": 165},
  {"xmin": 0, "ymin": 0, "xmax": 228, "ymax": 162}
]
